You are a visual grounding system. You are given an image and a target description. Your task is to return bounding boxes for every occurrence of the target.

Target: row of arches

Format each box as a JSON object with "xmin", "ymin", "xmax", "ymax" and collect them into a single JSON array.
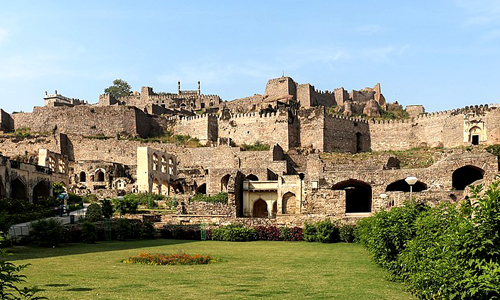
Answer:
[
  {"xmin": 0, "ymin": 177, "xmax": 51, "ymax": 202},
  {"xmin": 152, "ymin": 154, "xmax": 174, "ymax": 175},
  {"xmin": 251, "ymin": 192, "xmax": 297, "ymax": 218},
  {"xmin": 79, "ymin": 170, "xmax": 105, "ymax": 183},
  {"xmin": 47, "ymin": 156, "xmax": 66, "ymax": 173},
  {"xmin": 152, "ymin": 179, "xmax": 170, "ymax": 195}
]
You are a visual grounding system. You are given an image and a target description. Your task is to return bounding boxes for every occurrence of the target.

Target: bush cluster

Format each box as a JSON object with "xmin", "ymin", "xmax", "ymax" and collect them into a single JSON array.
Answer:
[
  {"xmin": 356, "ymin": 181, "xmax": 500, "ymax": 300},
  {"xmin": 211, "ymin": 224, "xmax": 258, "ymax": 242},
  {"xmin": 123, "ymin": 252, "xmax": 214, "ymax": 265},
  {"xmin": 190, "ymin": 192, "xmax": 228, "ymax": 204},
  {"xmin": 112, "ymin": 197, "xmax": 139, "ymax": 215}
]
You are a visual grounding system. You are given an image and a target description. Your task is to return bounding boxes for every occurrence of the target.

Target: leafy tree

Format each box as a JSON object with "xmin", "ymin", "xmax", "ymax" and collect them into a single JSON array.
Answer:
[
  {"xmin": 104, "ymin": 79, "xmax": 132, "ymax": 99},
  {"xmin": 52, "ymin": 182, "xmax": 65, "ymax": 196}
]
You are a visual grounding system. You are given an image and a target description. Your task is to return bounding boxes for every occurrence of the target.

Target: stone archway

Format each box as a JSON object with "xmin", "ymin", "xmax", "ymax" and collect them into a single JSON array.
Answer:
[
  {"xmin": 11, "ymin": 178, "xmax": 27, "ymax": 201},
  {"xmin": 95, "ymin": 170, "xmax": 105, "ymax": 182},
  {"xmin": 246, "ymin": 174, "xmax": 258, "ymax": 181},
  {"xmin": 386, "ymin": 179, "xmax": 427, "ymax": 192},
  {"xmin": 162, "ymin": 181, "xmax": 169, "ymax": 196},
  {"xmin": 253, "ymin": 199, "xmax": 268, "ymax": 218},
  {"xmin": 452, "ymin": 165, "xmax": 484, "ymax": 190},
  {"xmin": 196, "ymin": 183, "xmax": 206, "ymax": 195},
  {"xmin": 152, "ymin": 179, "xmax": 160, "ymax": 194},
  {"xmin": 221, "ymin": 174, "xmax": 231, "ymax": 192},
  {"xmin": 33, "ymin": 181, "xmax": 50, "ymax": 203},
  {"xmin": 282, "ymin": 192, "xmax": 297, "ymax": 214},
  {"xmin": 332, "ymin": 179, "xmax": 372, "ymax": 213},
  {"xmin": 80, "ymin": 172, "xmax": 86, "ymax": 183}
]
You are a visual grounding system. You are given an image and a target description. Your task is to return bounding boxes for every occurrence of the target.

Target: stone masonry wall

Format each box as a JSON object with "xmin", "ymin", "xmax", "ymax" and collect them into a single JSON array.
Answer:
[
  {"xmin": 218, "ymin": 112, "xmax": 291, "ymax": 150},
  {"xmin": 173, "ymin": 114, "xmax": 218, "ymax": 144},
  {"xmin": 0, "ymin": 110, "xmax": 14, "ymax": 132},
  {"xmin": 12, "ymin": 106, "xmax": 157, "ymax": 138}
]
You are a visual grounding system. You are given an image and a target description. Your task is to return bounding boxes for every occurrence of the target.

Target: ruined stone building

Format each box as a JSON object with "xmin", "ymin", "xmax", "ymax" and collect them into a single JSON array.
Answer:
[{"xmin": 0, "ymin": 75, "xmax": 499, "ymax": 226}]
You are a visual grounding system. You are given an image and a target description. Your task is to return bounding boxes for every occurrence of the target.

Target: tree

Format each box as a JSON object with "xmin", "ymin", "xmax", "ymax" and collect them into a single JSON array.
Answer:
[{"xmin": 104, "ymin": 79, "xmax": 132, "ymax": 99}]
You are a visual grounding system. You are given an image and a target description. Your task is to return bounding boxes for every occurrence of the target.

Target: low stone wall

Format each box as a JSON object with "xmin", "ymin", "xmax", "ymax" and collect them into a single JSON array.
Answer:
[{"xmin": 176, "ymin": 201, "xmax": 233, "ymax": 216}]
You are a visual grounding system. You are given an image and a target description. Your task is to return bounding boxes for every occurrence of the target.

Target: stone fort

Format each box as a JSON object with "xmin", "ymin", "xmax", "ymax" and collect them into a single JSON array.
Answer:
[{"xmin": 0, "ymin": 76, "xmax": 498, "ymax": 226}]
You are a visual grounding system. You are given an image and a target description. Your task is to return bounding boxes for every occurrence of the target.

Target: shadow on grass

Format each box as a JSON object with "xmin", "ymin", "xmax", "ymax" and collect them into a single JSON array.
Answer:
[{"xmin": 7, "ymin": 239, "xmax": 196, "ymax": 261}]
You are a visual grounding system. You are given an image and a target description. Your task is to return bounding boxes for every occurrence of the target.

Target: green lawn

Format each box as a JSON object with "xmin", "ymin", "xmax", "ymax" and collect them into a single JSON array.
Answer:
[{"xmin": 8, "ymin": 240, "xmax": 415, "ymax": 300}]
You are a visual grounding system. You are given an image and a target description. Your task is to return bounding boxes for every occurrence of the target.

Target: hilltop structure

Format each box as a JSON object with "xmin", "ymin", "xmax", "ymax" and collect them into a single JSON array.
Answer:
[{"xmin": 0, "ymin": 76, "xmax": 498, "ymax": 225}]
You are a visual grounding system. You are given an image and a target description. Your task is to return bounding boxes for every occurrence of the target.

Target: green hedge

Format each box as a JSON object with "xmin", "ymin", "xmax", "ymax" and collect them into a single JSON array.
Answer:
[
  {"xmin": 211, "ymin": 224, "xmax": 257, "ymax": 242},
  {"xmin": 191, "ymin": 192, "xmax": 228, "ymax": 204},
  {"xmin": 356, "ymin": 180, "xmax": 500, "ymax": 300}
]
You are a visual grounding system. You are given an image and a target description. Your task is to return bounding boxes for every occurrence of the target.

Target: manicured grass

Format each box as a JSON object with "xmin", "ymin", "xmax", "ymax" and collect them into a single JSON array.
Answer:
[{"xmin": 8, "ymin": 240, "xmax": 415, "ymax": 300}]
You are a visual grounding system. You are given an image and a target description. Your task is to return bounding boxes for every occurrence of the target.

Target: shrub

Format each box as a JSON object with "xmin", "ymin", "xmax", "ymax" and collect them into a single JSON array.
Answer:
[
  {"xmin": 357, "ymin": 180, "xmax": 500, "ymax": 300},
  {"xmin": 240, "ymin": 141, "xmax": 270, "ymax": 151},
  {"xmin": 211, "ymin": 224, "xmax": 257, "ymax": 242},
  {"xmin": 140, "ymin": 222, "xmax": 156, "ymax": 239},
  {"xmin": 280, "ymin": 226, "xmax": 304, "ymax": 241},
  {"xmin": 190, "ymin": 192, "xmax": 228, "ymax": 204},
  {"xmin": 255, "ymin": 226, "xmax": 281, "ymax": 241},
  {"xmin": 82, "ymin": 194, "xmax": 98, "ymax": 203},
  {"xmin": 339, "ymin": 224, "xmax": 356, "ymax": 243},
  {"xmin": 304, "ymin": 219, "xmax": 339, "ymax": 243},
  {"xmin": 85, "ymin": 203, "xmax": 103, "ymax": 222},
  {"xmin": 160, "ymin": 225, "xmax": 201, "ymax": 240},
  {"xmin": 28, "ymin": 219, "xmax": 66, "ymax": 247},
  {"xmin": 113, "ymin": 197, "xmax": 139, "ymax": 215},
  {"xmin": 122, "ymin": 253, "xmax": 214, "ymax": 265},
  {"xmin": 81, "ymin": 222, "xmax": 97, "ymax": 244},
  {"xmin": 116, "ymin": 219, "xmax": 131, "ymax": 241}
]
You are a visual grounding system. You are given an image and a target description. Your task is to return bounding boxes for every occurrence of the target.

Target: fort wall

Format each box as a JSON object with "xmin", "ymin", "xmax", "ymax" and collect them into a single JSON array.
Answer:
[
  {"xmin": 0, "ymin": 109, "xmax": 14, "ymax": 132},
  {"xmin": 11, "ymin": 106, "xmax": 160, "ymax": 138},
  {"xmin": 370, "ymin": 105, "xmax": 500, "ymax": 151},
  {"xmin": 173, "ymin": 114, "xmax": 218, "ymax": 144}
]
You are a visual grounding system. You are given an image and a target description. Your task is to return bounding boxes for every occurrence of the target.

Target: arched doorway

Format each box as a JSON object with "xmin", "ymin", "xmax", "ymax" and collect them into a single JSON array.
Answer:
[
  {"xmin": 332, "ymin": 179, "xmax": 372, "ymax": 213},
  {"xmin": 11, "ymin": 178, "xmax": 27, "ymax": 201},
  {"xmin": 96, "ymin": 170, "xmax": 105, "ymax": 182},
  {"xmin": 33, "ymin": 181, "xmax": 50, "ymax": 203},
  {"xmin": 80, "ymin": 172, "xmax": 86, "ymax": 183},
  {"xmin": 469, "ymin": 126, "xmax": 481, "ymax": 145},
  {"xmin": 152, "ymin": 179, "xmax": 160, "ymax": 194},
  {"xmin": 196, "ymin": 183, "xmax": 206, "ymax": 195},
  {"xmin": 162, "ymin": 181, "xmax": 168, "ymax": 196},
  {"xmin": 253, "ymin": 199, "xmax": 268, "ymax": 218},
  {"xmin": 246, "ymin": 174, "xmax": 258, "ymax": 181},
  {"xmin": 282, "ymin": 192, "xmax": 297, "ymax": 214},
  {"xmin": 386, "ymin": 179, "xmax": 427, "ymax": 192},
  {"xmin": 452, "ymin": 165, "xmax": 484, "ymax": 190},
  {"xmin": 221, "ymin": 174, "xmax": 230, "ymax": 192}
]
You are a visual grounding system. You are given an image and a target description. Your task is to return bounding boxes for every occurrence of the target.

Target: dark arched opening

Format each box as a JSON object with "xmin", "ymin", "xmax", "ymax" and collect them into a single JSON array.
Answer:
[
  {"xmin": 282, "ymin": 192, "xmax": 297, "ymax": 214},
  {"xmin": 246, "ymin": 174, "xmax": 258, "ymax": 181},
  {"xmin": 386, "ymin": 179, "xmax": 427, "ymax": 192},
  {"xmin": 196, "ymin": 183, "xmax": 206, "ymax": 195},
  {"xmin": 221, "ymin": 174, "xmax": 230, "ymax": 192},
  {"xmin": 253, "ymin": 199, "xmax": 268, "ymax": 218},
  {"xmin": 452, "ymin": 165, "xmax": 484, "ymax": 190},
  {"xmin": 96, "ymin": 170, "xmax": 105, "ymax": 182},
  {"xmin": 332, "ymin": 179, "xmax": 372, "ymax": 213},
  {"xmin": 11, "ymin": 178, "xmax": 27, "ymax": 201},
  {"xmin": 356, "ymin": 132, "xmax": 362, "ymax": 153},
  {"xmin": 272, "ymin": 202, "xmax": 277, "ymax": 218},
  {"xmin": 80, "ymin": 172, "xmax": 86, "ymax": 183},
  {"xmin": 33, "ymin": 181, "xmax": 50, "ymax": 203}
]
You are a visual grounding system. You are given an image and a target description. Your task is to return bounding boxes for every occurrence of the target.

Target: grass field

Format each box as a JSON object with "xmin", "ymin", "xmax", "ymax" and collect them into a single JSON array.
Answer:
[{"xmin": 8, "ymin": 240, "xmax": 415, "ymax": 300}]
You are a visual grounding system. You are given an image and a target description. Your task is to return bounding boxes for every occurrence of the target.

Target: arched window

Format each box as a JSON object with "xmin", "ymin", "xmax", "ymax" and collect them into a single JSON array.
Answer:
[
  {"xmin": 80, "ymin": 172, "xmax": 86, "ymax": 183},
  {"xmin": 168, "ymin": 158, "xmax": 174, "ymax": 175},
  {"xmin": 161, "ymin": 156, "xmax": 167, "ymax": 173},
  {"xmin": 33, "ymin": 181, "xmax": 50, "ymax": 203},
  {"xmin": 11, "ymin": 178, "xmax": 27, "ymax": 201},
  {"xmin": 152, "ymin": 154, "xmax": 159, "ymax": 171},
  {"xmin": 96, "ymin": 170, "xmax": 105, "ymax": 182},
  {"xmin": 58, "ymin": 159, "xmax": 66, "ymax": 173},
  {"xmin": 452, "ymin": 165, "xmax": 484, "ymax": 190},
  {"xmin": 282, "ymin": 192, "xmax": 297, "ymax": 214},
  {"xmin": 253, "ymin": 199, "xmax": 268, "ymax": 218},
  {"xmin": 386, "ymin": 179, "xmax": 427, "ymax": 192},
  {"xmin": 332, "ymin": 179, "xmax": 372, "ymax": 213},
  {"xmin": 48, "ymin": 156, "xmax": 56, "ymax": 171},
  {"xmin": 221, "ymin": 174, "xmax": 231, "ymax": 192}
]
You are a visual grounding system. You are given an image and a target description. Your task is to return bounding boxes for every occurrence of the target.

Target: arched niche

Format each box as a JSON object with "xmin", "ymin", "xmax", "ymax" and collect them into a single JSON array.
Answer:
[
  {"xmin": 452, "ymin": 165, "xmax": 484, "ymax": 190},
  {"xmin": 332, "ymin": 179, "xmax": 372, "ymax": 213}
]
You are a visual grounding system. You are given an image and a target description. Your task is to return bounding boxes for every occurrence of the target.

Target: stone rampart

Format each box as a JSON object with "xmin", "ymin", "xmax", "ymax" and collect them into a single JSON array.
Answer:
[
  {"xmin": 0, "ymin": 109, "xmax": 14, "ymax": 132},
  {"xmin": 172, "ymin": 114, "xmax": 218, "ymax": 144}
]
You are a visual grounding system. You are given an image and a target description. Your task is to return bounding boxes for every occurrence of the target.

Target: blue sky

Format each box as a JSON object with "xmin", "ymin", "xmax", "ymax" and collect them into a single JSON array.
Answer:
[{"xmin": 1, "ymin": 0, "xmax": 499, "ymax": 113}]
